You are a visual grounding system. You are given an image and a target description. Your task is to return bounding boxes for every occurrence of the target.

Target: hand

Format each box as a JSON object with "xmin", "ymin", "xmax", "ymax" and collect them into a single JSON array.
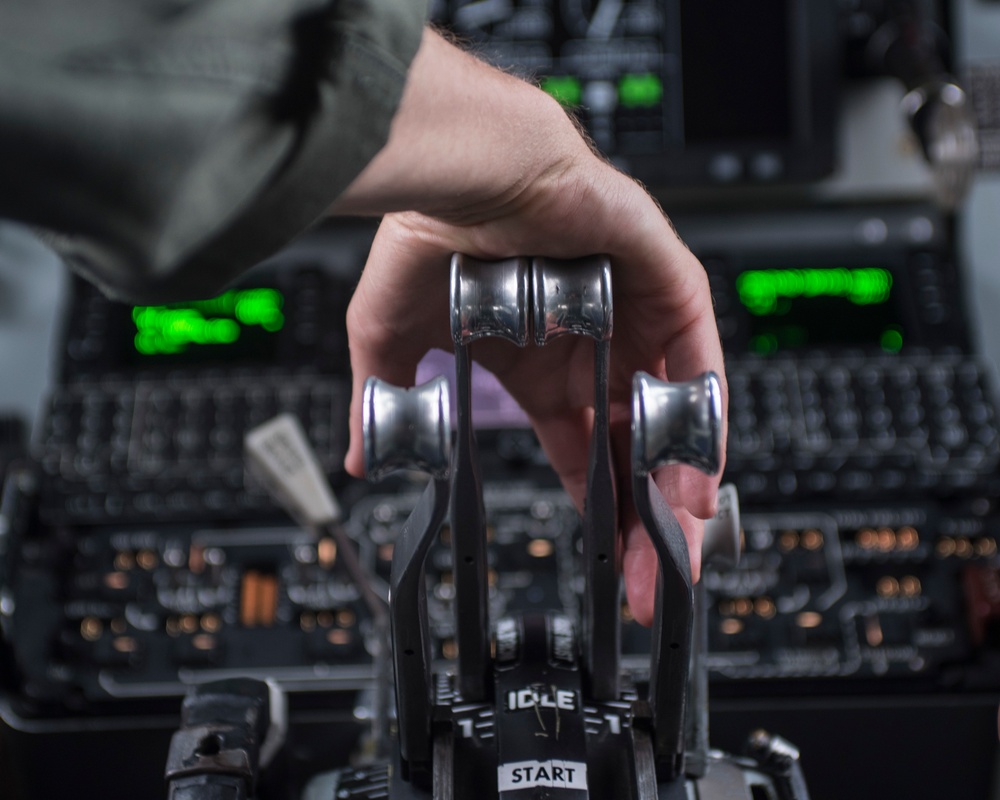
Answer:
[{"xmin": 335, "ymin": 29, "xmax": 728, "ymax": 626}]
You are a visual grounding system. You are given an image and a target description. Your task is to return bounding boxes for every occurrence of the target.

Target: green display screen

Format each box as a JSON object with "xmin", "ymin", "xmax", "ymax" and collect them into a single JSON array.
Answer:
[
  {"xmin": 735, "ymin": 267, "xmax": 903, "ymax": 354},
  {"xmin": 132, "ymin": 288, "xmax": 285, "ymax": 357}
]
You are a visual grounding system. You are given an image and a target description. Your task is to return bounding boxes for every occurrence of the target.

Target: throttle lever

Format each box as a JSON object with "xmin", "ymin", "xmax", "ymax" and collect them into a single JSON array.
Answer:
[
  {"xmin": 630, "ymin": 371, "xmax": 723, "ymax": 781},
  {"xmin": 363, "ymin": 376, "xmax": 452, "ymax": 786},
  {"xmin": 449, "ymin": 254, "xmax": 530, "ymax": 701},
  {"xmin": 532, "ymin": 256, "xmax": 618, "ymax": 700},
  {"xmin": 686, "ymin": 483, "xmax": 741, "ymax": 779}
]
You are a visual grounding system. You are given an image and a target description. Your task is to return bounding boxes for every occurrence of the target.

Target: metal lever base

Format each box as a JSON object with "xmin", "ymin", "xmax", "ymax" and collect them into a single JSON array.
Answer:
[{"xmin": 312, "ymin": 609, "xmax": 808, "ymax": 800}]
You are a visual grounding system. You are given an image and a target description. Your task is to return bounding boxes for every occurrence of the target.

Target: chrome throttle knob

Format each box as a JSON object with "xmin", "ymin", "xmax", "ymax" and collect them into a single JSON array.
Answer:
[
  {"xmin": 362, "ymin": 376, "xmax": 451, "ymax": 482},
  {"xmin": 532, "ymin": 255, "xmax": 613, "ymax": 344},
  {"xmin": 631, "ymin": 371, "xmax": 723, "ymax": 478},
  {"xmin": 450, "ymin": 254, "xmax": 530, "ymax": 346}
]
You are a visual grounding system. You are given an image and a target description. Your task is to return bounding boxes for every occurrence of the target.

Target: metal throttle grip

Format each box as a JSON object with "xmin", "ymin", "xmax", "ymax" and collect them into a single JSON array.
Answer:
[
  {"xmin": 532, "ymin": 256, "xmax": 618, "ymax": 700},
  {"xmin": 363, "ymin": 376, "xmax": 452, "ymax": 786},
  {"xmin": 450, "ymin": 254, "xmax": 530, "ymax": 701},
  {"xmin": 630, "ymin": 371, "xmax": 723, "ymax": 780}
]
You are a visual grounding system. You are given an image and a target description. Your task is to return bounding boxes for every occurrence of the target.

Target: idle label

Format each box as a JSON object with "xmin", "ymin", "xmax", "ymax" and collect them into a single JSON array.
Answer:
[{"xmin": 505, "ymin": 687, "xmax": 577, "ymax": 712}]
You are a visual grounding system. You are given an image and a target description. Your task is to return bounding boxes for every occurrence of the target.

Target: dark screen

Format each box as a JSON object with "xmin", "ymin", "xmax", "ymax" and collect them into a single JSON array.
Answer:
[
  {"xmin": 680, "ymin": 0, "xmax": 792, "ymax": 142},
  {"xmin": 747, "ymin": 296, "xmax": 905, "ymax": 354},
  {"xmin": 737, "ymin": 267, "xmax": 905, "ymax": 354}
]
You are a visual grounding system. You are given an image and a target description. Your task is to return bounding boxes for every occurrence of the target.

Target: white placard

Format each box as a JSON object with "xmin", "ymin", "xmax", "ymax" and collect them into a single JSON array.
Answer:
[{"xmin": 498, "ymin": 760, "xmax": 588, "ymax": 792}]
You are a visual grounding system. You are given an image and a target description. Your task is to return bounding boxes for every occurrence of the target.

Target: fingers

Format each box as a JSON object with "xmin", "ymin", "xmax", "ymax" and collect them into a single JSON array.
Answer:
[
  {"xmin": 487, "ymin": 334, "xmax": 601, "ymax": 514},
  {"xmin": 527, "ymin": 406, "xmax": 594, "ymax": 514},
  {"xmin": 602, "ymin": 185, "xmax": 729, "ymax": 524},
  {"xmin": 614, "ymin": 243, "xmax": 726, "ymax": 592},
  {"xmin": 621, "ymin": 493, "xmax": 704, "ymax": 627},
  {"xmin": 343, "ymin": 216, "xmax": 453, "ymax": 478},
  {"xmin": 653, "ymin": 464, "xmax": 709, "ymax": 587},
  {"xmin": 655, "ymin": 463, "xmax": 718, "ymax": 543}
]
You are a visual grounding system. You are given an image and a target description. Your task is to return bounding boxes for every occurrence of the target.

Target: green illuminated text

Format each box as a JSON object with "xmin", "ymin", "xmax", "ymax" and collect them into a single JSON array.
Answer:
[
  {"xmin": 132, "ymin": 288, "xmax": 284, "ymax": 355},
  {"xmin": 736, "ymin": 268, "xmax": 893, "ymax": 316}
]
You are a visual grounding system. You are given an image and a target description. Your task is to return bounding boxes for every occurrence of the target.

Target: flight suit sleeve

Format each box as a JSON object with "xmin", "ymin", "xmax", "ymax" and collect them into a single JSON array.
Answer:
[{"xmin": 0, "ymin": 0, "xmax": 427, "ymax": 302}]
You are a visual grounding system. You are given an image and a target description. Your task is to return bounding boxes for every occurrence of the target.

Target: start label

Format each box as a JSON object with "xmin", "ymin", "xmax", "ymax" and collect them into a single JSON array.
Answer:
[{"xmin": 498, "ymin": 759, "xmax": 588, "ymax": 792}]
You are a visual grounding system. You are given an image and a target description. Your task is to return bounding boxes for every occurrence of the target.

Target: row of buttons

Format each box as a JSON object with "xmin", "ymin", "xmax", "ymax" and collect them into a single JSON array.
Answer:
[
  {"xmin": 727, "ymin": 355, "xmax": 998, "ymax": 465},
  {"xmin": 37, "ymin": 375, "xmax": 349, "ymax": 525},
  {"xmin": 725, "ymin": 355, "xmax": 1000, "ymax": 500}
]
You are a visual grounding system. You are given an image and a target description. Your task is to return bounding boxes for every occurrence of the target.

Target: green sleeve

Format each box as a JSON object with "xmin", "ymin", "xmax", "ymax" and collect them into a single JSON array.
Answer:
[{"xmin": 0, "ymin": 0, "xmax": 427, "ymax": 302}]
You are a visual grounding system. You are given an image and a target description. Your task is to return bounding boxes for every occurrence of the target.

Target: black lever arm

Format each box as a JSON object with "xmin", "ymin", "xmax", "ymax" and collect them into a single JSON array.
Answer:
[
  {"xmin": 449, "ymin": 254, "xmax": 530, "ymax": 701},
  {"xmin": 363, "ymin": 375, "xmax": 452, "ymax": 784},
  {"xmin": 532, "ymin": 255, "xmax": 618, "ymax": 700},
  {"xmin": 630, "ymin": 371, "xmax": 722, "ymax": 781}
]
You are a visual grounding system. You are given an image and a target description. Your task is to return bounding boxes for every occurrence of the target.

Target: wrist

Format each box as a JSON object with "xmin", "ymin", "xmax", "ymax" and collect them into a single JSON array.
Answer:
[{"xmin": 331, "ymin": 28, "xmax": 588, "ymax": 220}]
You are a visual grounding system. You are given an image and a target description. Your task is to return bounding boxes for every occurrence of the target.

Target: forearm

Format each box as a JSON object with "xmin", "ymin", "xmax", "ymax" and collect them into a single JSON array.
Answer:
[{"xmin": 331, "ymin": 27, "xmax": 587, "ymax": 220}]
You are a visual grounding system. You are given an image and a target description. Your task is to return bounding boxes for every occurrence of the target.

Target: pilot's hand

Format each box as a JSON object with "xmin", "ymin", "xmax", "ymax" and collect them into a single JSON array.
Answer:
[{"xmin": 336, "ymin": 28, "xmax": 727, "ymax": 625}]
